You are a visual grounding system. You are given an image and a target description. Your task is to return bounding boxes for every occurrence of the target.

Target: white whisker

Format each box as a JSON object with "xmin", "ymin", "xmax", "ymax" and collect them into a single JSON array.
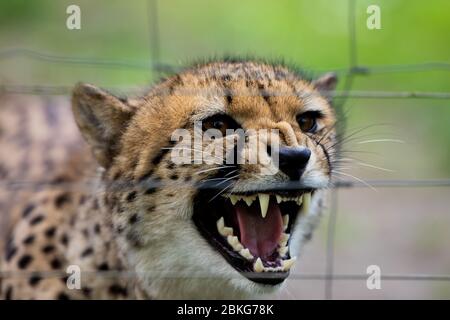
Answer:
[
  {"xmin": 333, "ymin": 170, "xmax": 377, "ymax": 192},
  {"xmin": 356, "ymin": 139, "xmax": 404, "ymax": 145}
]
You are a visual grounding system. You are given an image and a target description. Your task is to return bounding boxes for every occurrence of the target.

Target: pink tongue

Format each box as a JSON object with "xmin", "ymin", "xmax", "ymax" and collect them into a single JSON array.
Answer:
[{"xmin": 235, "ymin": 198, "xmax": 283, "ymax": 259}]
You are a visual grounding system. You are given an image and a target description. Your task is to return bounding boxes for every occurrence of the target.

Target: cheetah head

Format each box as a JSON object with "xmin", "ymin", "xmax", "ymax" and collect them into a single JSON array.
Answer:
[{"xmin": 72, "ymin": 60, "xmax": 338, "ymax": 299}]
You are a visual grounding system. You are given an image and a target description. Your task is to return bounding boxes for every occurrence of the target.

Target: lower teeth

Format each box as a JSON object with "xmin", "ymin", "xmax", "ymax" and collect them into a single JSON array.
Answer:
[{"xmin": 253, "ymin": 256, "xmax": 297, "ymax": 273}]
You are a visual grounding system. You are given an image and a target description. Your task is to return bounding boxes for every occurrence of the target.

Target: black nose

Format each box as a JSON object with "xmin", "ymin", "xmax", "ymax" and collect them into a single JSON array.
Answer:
[{"xmin": 278, "ymin": 146, "xmax": 311, "ymax": 180}]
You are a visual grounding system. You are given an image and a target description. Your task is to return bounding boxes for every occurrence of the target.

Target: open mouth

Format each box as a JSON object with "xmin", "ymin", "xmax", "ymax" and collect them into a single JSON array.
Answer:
[{"xmin": 193, "ymin": 187, "xmax": 313, "ymax": 285}]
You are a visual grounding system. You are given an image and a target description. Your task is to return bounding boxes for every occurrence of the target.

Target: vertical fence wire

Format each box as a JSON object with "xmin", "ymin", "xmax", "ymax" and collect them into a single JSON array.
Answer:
[
  {"xmin": 147, "ymin": 0, "xmax": 161, "ymax": 78},
  {"xmin": 324, "ymin": 0, "xmax": 357, "ymax": 300}
]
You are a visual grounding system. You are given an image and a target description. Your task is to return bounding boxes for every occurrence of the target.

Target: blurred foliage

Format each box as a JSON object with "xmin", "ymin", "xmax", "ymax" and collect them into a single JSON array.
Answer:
[{"xmin": 0, "ymin": 0, "xmax": 449, "ymax": 175}]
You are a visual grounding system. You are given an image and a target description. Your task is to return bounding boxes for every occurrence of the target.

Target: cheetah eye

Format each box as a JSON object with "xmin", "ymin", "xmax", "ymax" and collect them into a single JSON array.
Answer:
[
  {"xmin": 202, "ymin": 114, "xmax": 240, "ymax": 136},
  {"xmin": 296, "ymin": 111, "xmax": 321, "ymax": 133}
]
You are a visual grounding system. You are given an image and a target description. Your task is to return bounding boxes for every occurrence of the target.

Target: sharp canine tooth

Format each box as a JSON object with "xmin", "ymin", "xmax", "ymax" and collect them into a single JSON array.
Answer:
[
  {"xmin": 302, "ymin": 192, "xmax": 311, "ymax": 214},
  {"xmin": 239, "ymin": 248, "xmax": 254, "ymax": 260},
  {"xmin": 230, "ymin": 195, "xmax": 238, "ymax": 205},
  {"xmin": 282, "ymin": 215, "xmax": 289, "ymax": 230},
  {"xmin": 296, "ymin": 195, "xmax": 303, "ymax": 205},
  {"xmin": 254, "ymin": 258, "xmax": 264, "ymax": 273},
  {"xmin": 282, "ymin": 257, "xmax": 297, "ymax": 271},
  {"xmin": 258, "ymin": 194, "xmax": 270, "ymax": 218},
  {"xmin": 276, "ymin": 195, "xmax": 282, "ymax": 204}
]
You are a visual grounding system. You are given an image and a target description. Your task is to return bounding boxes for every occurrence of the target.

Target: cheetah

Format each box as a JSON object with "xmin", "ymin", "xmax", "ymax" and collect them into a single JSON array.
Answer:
[{"xmin": 0, "ymin": 59, "xmax": 338, "ymax": 299}]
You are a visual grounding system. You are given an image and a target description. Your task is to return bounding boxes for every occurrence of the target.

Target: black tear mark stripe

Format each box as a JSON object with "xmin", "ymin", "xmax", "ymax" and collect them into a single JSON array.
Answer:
[
  {"xmin": 151, "ymin": 140, "xmax": 176, "ymax": 167},
  {"xmin": 317, "ymin": 140, "xmax": 332, "ymax": 175}
]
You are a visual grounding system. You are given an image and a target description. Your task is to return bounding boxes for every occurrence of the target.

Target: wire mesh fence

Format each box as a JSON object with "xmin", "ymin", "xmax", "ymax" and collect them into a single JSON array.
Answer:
[{"xmin": 0, "ymin": 0, "xmax": 449, "ymax": 299}]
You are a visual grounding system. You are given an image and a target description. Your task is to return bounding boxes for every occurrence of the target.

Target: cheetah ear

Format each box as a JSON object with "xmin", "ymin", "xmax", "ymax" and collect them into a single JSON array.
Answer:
[
  {"xmin": 72, "ymin": 83, "xmax": 136, "ymax": 168},
  {"xmin": 312, "ymin": 72, "xmax": 338, "ymax": 92}
]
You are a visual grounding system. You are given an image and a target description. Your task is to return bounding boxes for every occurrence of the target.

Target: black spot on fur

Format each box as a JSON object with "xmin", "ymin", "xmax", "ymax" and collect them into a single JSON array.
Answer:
[
  {"xmin": 221, "ymin": 74, "xmax": 232, "ymax": 82},
  {"xmin": 94, "ymin": 224, "xmax": 101, "ymax": 234},
  {"xmin": 126, "ymin": 191, "xmax": 137, "ymax": 202},
  {"xmin": 166, "ymin": 162, "xmax": 175, "ymax": 170},
  {"xmin": 126, "ymin": 231, "xmax": 142, "ymax": 248},
  {"xmin": 18, "ymin": 254, "xmax": 33, "ymax": 269},
  {"xmin": 45, "ymin": 226, "xmax": 56, "ymax": 238},
  {"xmin": 23, "ymin": 235, "xmax": 35, "ymax": 245},
  {"xmin": 82, "ymin": 288, "xmax": 92, "ymax": 298},
  {"xmin": 29, "ymin": 274, "xmax": 42, "ymax": 286},
  {"xmin": 55, "ymin": 192, "xmax": 71, "ymax": 208},
  {"xmin": 115, "ymin": 225, "xmax": 124, "ymax": 234},
  {"xmin": 61, "ymin": 234, "xmax": 69, "ymax": 246},
  {"xmin": 30, "ymin": 215, "xmax": 44, "ymax": 226},
  {"xmin": 92, "ymin": 199, "xmax": 99, "ymax": 210},
  {"xmin": 145, "ymin": 187, "xmax": 157, "ymax": 195},
  {"xmin": 109, "ymin": 284, "xmax": 128, "ymax": 296},
  {"xmin": 226, "ymin": 94, "xmax": 233, "ymax": 105},
  {"xmin": 170, "ymin": 174, "xmax": 178, "ymax": 180},
  {"xmin": 57, "ymin": 292, "xmax": 70, "ymax": 300},
  {"xmin": 22, "ymin": 204, "xmax": 35, "ymax": 218},
  {"xmin": 98, "ymin": 263, "xmax": 109, "ymax": 271},
  {"xmin": 5, "ymin": 286, "xmax": 12, "ymax": 300},
  {"xmin": 81, "ymin": 247, "xmax": 93, "ymax": 258},
  {"xmin": 129, "ymin": 214, "xmax": 139, "ymax": 224},
  {"xmin": 50, "ymin": 258, "xmax": 62, "ymax": 270},
  {"xmin": 42, "ymin": 245, "xmax": 55, "ymax": 254}
]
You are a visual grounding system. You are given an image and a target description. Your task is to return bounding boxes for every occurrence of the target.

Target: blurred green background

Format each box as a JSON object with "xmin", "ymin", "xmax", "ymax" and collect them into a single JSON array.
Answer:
[{"xmin": 0, "ymin": 0, "xmax": 449, "ymax": 299}]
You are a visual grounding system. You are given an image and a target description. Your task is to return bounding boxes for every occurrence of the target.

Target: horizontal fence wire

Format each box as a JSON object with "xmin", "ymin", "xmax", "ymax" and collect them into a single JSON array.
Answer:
[
  {"xmin": 1, "ymin": 179, "xmax": 450, "ymax": 191},
  {"xmin": 1, "ymin": 47, "xmax": 449, "ymax": 75},
  {"xmin": 1, "ymin": 84, "xmax": 450, "ymax": 99},
  {"xmin": 1, "ymin": 270, "xmax": 449, "ymax": 281},
  {"xmin": 0, "ymin": 0, "xmax": 449, "ymax": 299}
]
